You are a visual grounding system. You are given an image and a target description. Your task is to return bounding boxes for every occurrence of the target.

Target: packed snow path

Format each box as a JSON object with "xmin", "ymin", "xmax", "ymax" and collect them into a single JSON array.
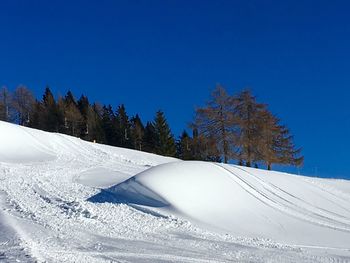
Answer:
[{"xmin": 0, "ymin": 121, "xmax": 350, "ymax": 262}]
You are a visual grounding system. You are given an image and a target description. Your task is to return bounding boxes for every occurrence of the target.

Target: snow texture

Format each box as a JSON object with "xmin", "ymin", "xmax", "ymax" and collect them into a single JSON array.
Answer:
[{"xmin": 0, "ymin": 120, "xmax": 350, "ymax": 262}]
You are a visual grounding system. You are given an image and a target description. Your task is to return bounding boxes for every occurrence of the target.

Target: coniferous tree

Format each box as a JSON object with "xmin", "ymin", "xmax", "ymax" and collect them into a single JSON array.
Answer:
[
  {"xmin": 92, "ymin": 103, "xmax": 105, "ymax": 143},
  {"xmin": 42, "ymin": 87, "xmax": 63, "ymax": 132},
  {"xmin": 193, "ymin": 86, "xmax": 303, "ymax": 169},
  {"xmin": 257, "ymin": 110, "xmax": 303, "ymax": 170},
  {"xmin": 101, "ymin": 105, "xmax": 118, "ymax": 146},
  {"xmin": 193, "ymin": 85, "xmax": 237, "ymax": 163},
  {"xmin": 61, "ymin": 91, "xmax": 83, "ymax": 137},
  {"xmin": 77, "ymin": 95, "xmax": 89, "ymax": 119},
  {"xmin": 0, "ymin": 83, "xmax": 303, "ymax": 170},
  {"xmin": 191, "ymin": 128, "xmax": 221, "ymax": 162},
  {"xmin": 153, "ymin": 110, "xmax": 176, "ymax": 157},
  {"xmin": 234, "ymin": 90, "xmax": 265, "ymax": 167},
  {"xmin": 176, "ymin": 130, "xmax": 194, "ymax": 160},
  {"xmin": 115, "ymin": 104, "xmax": 132, "ymax": 148},
  {"xmin": 77, "ymin": 95, "xmax": 102, "ymax": 141},
  {"xmin": 29, "ymin": 100, "xmax": 44, "ymax": 129},
  {"xmin": 143, "ymin": 121, "xmax": 157, "ymax": 153},
  {"xmin": 130, "ymin": 114, "xmax": 144, "ymax": 151}
]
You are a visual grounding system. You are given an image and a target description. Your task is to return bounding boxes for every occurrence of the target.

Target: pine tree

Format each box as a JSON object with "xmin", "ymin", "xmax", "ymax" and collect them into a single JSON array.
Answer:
[
  {"xmin": 42, "ymin": 87, "xmax": 63, "ymax": 132},
  {"xmin": 101, "ymin": 105, "xmax": 118, "ymax": 146},
  {"xmin": 176, "ymin": 130, "xmax": 194, "ymax": 160},
  {"xmin": 143, "ymin": 121, "xmax": 157, "ymax": 153},
  {"xmin": 153, "ymin": 110, "xmax": 176, "ymax": 157},
  {"xmin": 130, "ymin": 114, "xmax": 144, "ymax": 151},
  {"xmin": 77, "ymin": 95, "xmax": 102, "ymax": 141},
  {"xmin": 61, "ymin": 91, "xmax": 83, "ymax": 137},
  {"xmin": 90, "ymin": 103, "xmax": 105, "ymax": 143},
  {"xmin": 29, "ymin": 100, "xmax": 44, "ymax": 129},
  {"xmin": 115, "ymin": 104, "xmax": 132, "ymax": 148}
]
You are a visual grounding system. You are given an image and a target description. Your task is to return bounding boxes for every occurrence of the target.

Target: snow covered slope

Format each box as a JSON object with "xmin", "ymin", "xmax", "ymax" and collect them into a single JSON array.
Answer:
[{"xmin": 0, "ymin": 120, "xmax": 350, "ymax": 262}]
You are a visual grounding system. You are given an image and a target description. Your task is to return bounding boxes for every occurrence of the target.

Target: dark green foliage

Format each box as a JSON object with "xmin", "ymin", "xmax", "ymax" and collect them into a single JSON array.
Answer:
[
  {"xmin": 29, "ymin": 101, "xmax": 44, "ymax": 129},
  {"xmin": 101, "ymin": 105, "xmax": 118, "ymax": 146},
  {"xmin": 130, "ymin": 114, "xmax": 144, "ymax": 151},
  {"xmin": 40, "ymin": 87, "xmax": 64, "ymax": 132},
  {"xmin": 90, "ymin": 103, "xmax": 106, "ymax": 143},
  {"xmin": 60, "ymin": 91, "xmax": 83, "ymax": 137},
  {"xmin": 143, "ymin": 121, "xmax": 157, "ymax": 153},
  {"xmin": 115, "ymin": 104, "xmax": 132, "ymax": 148},
  {"xmin": 176, "ymin": 130, "xmax": 194, "ymax": 160},
  {"xmin": 77, "ymin": 95, "xmax": 105, "ymax": 142},
  {"xmin": 153, "ymin": 110, "xmax": 176, "ymax": 157}
]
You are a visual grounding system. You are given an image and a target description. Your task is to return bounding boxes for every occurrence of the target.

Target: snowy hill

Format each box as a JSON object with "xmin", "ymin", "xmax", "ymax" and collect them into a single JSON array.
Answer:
[{"xmin": 0, "ymin": 120, "xmax": 350, "ymax": 262}]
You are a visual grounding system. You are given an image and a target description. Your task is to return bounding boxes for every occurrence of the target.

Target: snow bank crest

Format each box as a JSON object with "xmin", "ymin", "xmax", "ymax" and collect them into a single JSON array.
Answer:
[{"xmin": 0, "ymin": 121, "xmax": 56, "ymax": 163}]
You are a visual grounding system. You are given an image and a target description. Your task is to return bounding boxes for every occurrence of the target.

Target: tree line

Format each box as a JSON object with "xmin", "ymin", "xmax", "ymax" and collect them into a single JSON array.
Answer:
[{"xmin": 0, "ymin": 85, "xmax": 303, "ymax": 170}]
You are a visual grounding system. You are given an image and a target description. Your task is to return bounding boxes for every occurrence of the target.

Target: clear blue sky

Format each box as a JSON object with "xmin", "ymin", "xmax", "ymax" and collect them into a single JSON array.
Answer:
[{"xmin": 1, "ymin": 1, "xmax": 350, "ymax": 178}]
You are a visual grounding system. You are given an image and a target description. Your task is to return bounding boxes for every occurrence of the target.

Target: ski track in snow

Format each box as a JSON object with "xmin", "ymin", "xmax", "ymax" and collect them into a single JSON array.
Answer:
[
  {"xmin": 215, "ymin": 164, "xmax": 350, "ymax": 232},
  {"xmin": 0, "ymin": 121, "xmax": 350, "ymax": 262}
]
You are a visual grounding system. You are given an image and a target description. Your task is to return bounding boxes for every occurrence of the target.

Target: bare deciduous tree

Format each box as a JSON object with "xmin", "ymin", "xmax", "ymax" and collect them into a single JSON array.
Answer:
[
  {"xmin": 193, "ymin": 85, "xmax": 237, "ymax": 163},
  {"xmin": 12, "ymin": 85, "xmax": 35, "ymax": 125},
  {"xmin": 0, "ymin": 86, "xmax": 12, "ymax": 122}
]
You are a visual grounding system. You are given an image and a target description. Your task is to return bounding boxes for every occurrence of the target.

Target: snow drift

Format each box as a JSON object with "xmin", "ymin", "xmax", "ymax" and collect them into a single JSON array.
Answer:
[
  {"xmin": 95, "ymin": 161, "xmax": 350, "ymax": 249},
  {"xmin": 1, "ymin": 120, "xmax": 350, "ymax": 262}
]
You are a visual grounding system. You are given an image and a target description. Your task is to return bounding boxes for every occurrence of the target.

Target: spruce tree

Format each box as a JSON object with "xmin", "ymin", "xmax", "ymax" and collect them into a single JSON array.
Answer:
[
  {"xmin": 77, "ymin": 95, "xmax": 103, "ymax": 141},
  {"xmin": 101, "ymin": 105, "xmax": 118, "ymax": 146},
  {"xmin": 42, "ymin": 87, "xmax": 63, "ymax": 132},
  {"xmin": 130, "ymin": 114, "xmax": 144, "ymax": 151},
  {"xmin": 143, "ymin": 121, "xmax": 157, "ymax": 153},
  {"xmin": 61, "ymin": 91, "xmax": 83, "ymax": 137},
  {"xmin": 115, "ymin": 104, "xmax": 132, "ymax": 148},
  {"xmin": 29, "ymin": 100, "xmax": 44, "ymax": 129},
  {"xmin": 153, "ymin": 110, "xmax": 176, "ymax": 157},
  {"xmin": 90, "ymin": 103, "xmax": 106, "ymax": 143},
  {"xmin": 176, "ymin": 130, "xmax": 195, "ymax": 160}
]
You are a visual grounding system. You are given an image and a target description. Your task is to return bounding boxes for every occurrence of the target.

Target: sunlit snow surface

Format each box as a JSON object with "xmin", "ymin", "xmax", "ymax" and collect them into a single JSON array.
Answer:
[{"xmin": 0, "ymin": 121, "xmax": 350, "ymax": 262}]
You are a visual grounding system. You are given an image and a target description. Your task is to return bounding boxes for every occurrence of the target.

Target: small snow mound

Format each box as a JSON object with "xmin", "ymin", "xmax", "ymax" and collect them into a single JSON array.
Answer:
[
  {"xmin": 91, "ymin": 161, "xmax": 350, "ymax": 249},
  {"xmin": 92, "ymin": 161, "xmax": 249, "ymax": 226}
]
